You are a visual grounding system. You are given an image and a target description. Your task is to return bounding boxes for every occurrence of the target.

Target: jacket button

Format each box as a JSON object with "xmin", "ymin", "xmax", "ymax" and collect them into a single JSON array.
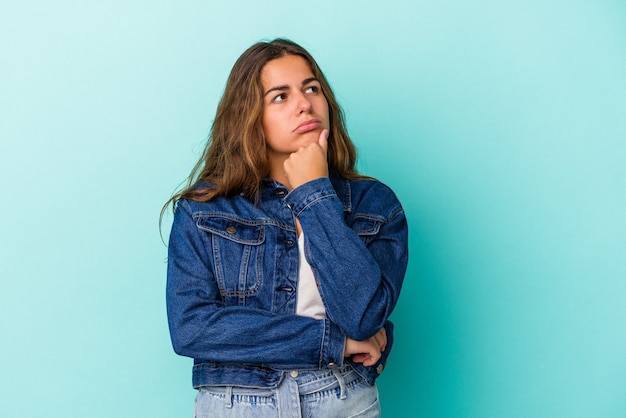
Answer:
[
  {"xmin": 376, "ymin": 364, "xmax": 384, "ymax": 375},
  {"xmin": 226, "ymin": 226, "xmax": 237, "ymax": 234}
]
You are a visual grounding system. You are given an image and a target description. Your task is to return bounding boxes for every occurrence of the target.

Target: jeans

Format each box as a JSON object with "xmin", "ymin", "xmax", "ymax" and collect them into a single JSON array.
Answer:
[{"xmin": 193, "ymin": 364, "xmax": 380, "ymax": 417}]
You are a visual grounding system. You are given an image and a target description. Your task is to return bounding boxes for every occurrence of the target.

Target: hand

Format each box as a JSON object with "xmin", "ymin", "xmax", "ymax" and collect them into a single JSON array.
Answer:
[
  {"xmin": 283, "ymin": 129, "xmax": 328, "ymax": 189},
  {"xmin": 344, "ymin": 327, "xmax": 387, "ymax": 367}
]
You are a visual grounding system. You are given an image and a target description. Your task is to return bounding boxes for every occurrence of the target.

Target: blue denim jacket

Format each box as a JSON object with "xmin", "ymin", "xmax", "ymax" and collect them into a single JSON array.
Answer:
[{"xmin": 166, "ymin": 173, "xmax": 408, "ymax": 388}]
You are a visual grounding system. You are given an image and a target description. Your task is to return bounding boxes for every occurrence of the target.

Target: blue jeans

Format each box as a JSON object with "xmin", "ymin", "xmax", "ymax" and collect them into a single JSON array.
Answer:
[{"xmin": 193, "ymin": 364, "xmax": 380, "ymax": 417}]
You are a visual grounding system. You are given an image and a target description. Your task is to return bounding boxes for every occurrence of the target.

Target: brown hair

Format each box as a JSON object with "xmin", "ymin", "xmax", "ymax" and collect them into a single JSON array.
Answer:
[{"xmin": 163, "ymin": 38, "xmax": 363, "ymax": 216}]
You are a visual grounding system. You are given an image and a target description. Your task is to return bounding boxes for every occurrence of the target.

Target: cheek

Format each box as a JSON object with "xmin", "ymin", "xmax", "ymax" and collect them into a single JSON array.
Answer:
[
  {"xmin": 320, "ymin": 100, "xmax": 330, "ymax": 124},
  {"xmin": 318, "ymin": 96, "xmax": 329, "ymax": 113}
]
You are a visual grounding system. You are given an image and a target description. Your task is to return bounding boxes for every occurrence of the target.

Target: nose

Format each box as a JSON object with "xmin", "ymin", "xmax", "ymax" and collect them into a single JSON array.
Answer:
[{"xmin": 296, "ymin": 92, "xmax": 312, "ymax": 114}]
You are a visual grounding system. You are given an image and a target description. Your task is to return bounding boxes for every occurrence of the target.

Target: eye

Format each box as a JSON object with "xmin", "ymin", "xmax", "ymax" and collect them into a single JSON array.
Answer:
[
  {"xmin": 271, "ymin": 93, "xmax": 287, "ymax": 103},
  {"xmin": 304, "ymin": 85, "xmax": 320, "ymax": 94}
]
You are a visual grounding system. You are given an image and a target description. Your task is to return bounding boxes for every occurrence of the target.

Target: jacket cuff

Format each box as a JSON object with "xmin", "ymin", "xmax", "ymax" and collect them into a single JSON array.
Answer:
[
  {"xmin": 322, "ymin": 319, "xmax": 346, "ymax": 369},
  {"xmin": 285, "ymin": 177, "xmax": 338, "ymax": 217}
]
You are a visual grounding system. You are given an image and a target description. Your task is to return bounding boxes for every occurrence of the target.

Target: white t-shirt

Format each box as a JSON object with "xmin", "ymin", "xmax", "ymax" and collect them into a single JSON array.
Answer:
[{"xmin": 296, "ymin": 233, "xmax": 326, "ymax": 319}]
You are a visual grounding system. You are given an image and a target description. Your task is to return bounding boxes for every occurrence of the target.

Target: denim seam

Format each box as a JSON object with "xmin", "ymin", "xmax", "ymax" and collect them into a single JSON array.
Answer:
[
  {"xmin": 319, "ymin": 319, "xmax": 326, "ymax": 368},
  {"xmin": 192, "ymin": 211, "xmax": 295, "ymax": 231},
  {"xmin": 293, "ymin": 192, "xmax": 337, "ymax": 217}
]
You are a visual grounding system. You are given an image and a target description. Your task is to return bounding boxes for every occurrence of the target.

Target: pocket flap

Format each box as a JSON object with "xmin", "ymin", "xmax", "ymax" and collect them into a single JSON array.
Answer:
[
  {"xmin": 196, "ymin": 215, "xmax": 265, "ymax": 245},
  {"xmin": 351, "ymin": 215, "xmax": 383, "ymax": 236}
]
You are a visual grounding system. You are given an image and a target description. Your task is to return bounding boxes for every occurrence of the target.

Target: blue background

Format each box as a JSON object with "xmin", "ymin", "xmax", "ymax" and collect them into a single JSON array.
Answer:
[{"xmin": 1, "ymin": 1, "xmax": 625, "ymax": 416}]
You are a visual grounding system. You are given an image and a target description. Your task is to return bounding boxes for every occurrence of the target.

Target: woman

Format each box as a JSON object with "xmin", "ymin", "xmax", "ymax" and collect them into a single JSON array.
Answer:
[{"xmin": 165, "ymin": 38, "xmax": 408, "ymax": 417}]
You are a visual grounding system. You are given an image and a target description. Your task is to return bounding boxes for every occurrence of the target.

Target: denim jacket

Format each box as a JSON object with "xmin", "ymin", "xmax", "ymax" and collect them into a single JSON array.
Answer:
[{"xmin": 166, "ymin": 173, "xmax": 408, "ymax": 389}]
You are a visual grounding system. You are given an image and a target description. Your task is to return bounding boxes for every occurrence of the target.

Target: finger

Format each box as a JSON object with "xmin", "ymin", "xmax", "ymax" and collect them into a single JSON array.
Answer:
[
  {"xmin": 352, "ymin": 353, "xmax": 370, "ymax": 364},
  {"xmin": 364, "ymin": 349, "xmax": 381, "ymax": 367},
  {"xmin": 372, "ymin": 328, "xmax": 386, "ymax": 350},
  {"xmin": 366, "ymin": 342, "xmax": 381, "ymax": 366},
  {"xmin": 352, "ymin": 351, "xmax": 378, "ymax": 367},
  {"xmin": 378, "ymin": 327, "xmax": 387, "ymax": 352},
  {"xmin": 372, "ymin": 333, "xmax": 384, "ymax": 352},
  {"xmin": 318, "ymin": 129, "xmax": 328, "ymax": 154}
]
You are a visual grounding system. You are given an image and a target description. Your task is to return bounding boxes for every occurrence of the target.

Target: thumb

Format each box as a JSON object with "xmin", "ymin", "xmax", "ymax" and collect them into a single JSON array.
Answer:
[{"xmin": 318, "ymin": 129, "xmax": 329, "ymax": 154}]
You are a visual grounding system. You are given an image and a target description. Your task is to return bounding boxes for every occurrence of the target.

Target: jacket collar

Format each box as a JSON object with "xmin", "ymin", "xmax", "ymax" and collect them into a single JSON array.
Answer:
[{"xmin": 261, "ymin": 172, "xmax": 352, "ymax": 213}]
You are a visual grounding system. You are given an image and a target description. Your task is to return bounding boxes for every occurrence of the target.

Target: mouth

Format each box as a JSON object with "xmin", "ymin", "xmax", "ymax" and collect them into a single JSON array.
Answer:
[{"xmin": 293, "ymin": 119, "xmax": 322, "ymax": 133}]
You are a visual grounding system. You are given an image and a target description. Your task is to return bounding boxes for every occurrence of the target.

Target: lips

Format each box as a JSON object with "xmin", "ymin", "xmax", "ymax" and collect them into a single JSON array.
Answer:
[{"xmin": 293, "ymin": 119, "xmax": 321, "ymax": 133}]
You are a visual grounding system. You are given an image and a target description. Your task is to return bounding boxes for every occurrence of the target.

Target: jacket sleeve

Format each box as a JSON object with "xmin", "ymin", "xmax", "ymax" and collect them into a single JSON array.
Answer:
[
  {"xmin": 166, "ymin": 199, "xmax": 345, "ymax": 369},
  {"xmin": 285, "ymin": 177, "xmax": 409, "ymax": 341}
]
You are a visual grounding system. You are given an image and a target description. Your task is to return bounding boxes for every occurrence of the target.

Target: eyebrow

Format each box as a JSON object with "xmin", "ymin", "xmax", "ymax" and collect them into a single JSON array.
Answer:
[{"xmin": 263, "ymin": 77, "xmax": 319, "ymax": 97}]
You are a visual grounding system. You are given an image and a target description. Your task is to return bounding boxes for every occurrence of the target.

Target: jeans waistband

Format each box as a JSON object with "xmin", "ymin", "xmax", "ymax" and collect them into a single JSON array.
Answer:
[
  {"xmin": 291, "ymin": 364, "xmax": 358, "ymax": 399},
  {"xmin": 199, "ymin": 363, "xmax": 361, "ymax": 406}
]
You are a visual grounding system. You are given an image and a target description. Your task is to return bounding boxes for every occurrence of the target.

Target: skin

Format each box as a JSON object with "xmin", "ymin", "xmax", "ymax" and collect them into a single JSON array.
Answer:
[
  {"xmin": 261, "ymin": 54, "xmax": 330, "ymax": 189},
  {"xmin": 260, "ymin": 55, "xmax": 386, "ymax": 366}
]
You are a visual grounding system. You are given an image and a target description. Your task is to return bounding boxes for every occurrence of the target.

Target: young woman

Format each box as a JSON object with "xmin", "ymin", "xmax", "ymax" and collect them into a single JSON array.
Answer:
[{"xmin": 165, "ymin": 38, "xmax": 408, "ymax": 417}]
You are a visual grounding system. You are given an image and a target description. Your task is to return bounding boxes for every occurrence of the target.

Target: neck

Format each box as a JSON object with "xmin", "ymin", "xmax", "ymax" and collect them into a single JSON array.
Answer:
[{"xmin": 268, "ymin": 155, "xmax": 293, "ymax": 190}]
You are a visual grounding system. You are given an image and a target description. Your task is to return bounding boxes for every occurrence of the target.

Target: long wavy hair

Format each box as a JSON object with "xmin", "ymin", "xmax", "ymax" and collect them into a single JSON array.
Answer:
[{"xmin": 163, "ymin": 38, "xmax": 364, "ymax": 217}]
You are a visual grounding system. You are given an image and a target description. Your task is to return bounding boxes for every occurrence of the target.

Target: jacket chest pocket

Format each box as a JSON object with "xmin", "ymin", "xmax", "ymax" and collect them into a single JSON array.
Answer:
[
  {"xmin": 196, "ymin": 215, "xmax": 265, "ymax": 298},
  {"xmin": 350, "ymin": 215, "xmax": 384, "ymax": 245}
]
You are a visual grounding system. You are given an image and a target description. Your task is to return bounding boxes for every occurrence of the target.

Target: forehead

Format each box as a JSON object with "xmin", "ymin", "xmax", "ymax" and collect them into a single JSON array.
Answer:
[{"xmin": 260, "ymin": 55, "xmax": 315, "ymax": 88}]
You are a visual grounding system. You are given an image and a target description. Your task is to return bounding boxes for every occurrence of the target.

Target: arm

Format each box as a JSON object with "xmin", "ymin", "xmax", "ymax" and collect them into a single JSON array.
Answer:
[
  {"xmin": 166, "ymin": 199, "xmax": 345, "ymax": 369},
  {"xmin": 286, "ymin": 177, "xmax": 408, "ymax": 341}
]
